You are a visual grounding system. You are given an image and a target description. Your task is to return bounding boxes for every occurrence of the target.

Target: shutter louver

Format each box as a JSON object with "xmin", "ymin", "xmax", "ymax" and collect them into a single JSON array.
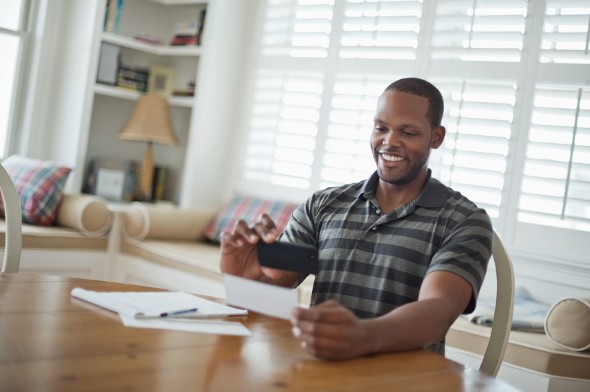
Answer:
[
  {"xmin": 540, "ymin": 0, "xmax": 590, "ymax": 64},
  {"xmin": 339, "ymin": 0, "xmax": 423, "ymax": 60},
  {"xmin": 244, "ymin": 70, "xmax": 324, "ymax": 190},
  {"xmin": 262, "ymin": 0, "xmax": 334, "ymax": 58},
  {"xmin": 319, "ymin": 74, "xmax": 399, "ymax": 189},
  {"xmin": 518, "ymin": 85, "xmax": 590, "ymax": 231},
  {"xmin": 431, "ymin": 79, "xmax": 516, "ymax": 218},
  {"xmin": 431, "ymin": 0, "xmax": 527, "ymax": 62}
]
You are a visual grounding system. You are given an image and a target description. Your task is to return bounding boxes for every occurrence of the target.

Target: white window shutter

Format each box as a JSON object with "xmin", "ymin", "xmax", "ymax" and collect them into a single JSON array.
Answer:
[
  {"xmin": 431, "ymin": 79, "xmax": 517, "ymax": 218},
  {"xmin": 240, "ymin": 0, "xmax": 590, "ymax": 266},
  {"xmin": 431, "ymin": 0, "xmax": 528, "ymax": 62},
  {"xmin": 518, "ymin": 85, "xmax": 590, "ymax": 231},
  {"xmin": 540, "ymin": 0, "xmax": 590, "ymax": 64}
]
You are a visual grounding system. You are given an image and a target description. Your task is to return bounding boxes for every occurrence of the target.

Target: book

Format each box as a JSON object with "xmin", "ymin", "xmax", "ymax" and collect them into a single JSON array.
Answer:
[
  {"xmin": 104, "ymin": 0, "xmax": 124, "ymax": 33},
  {"xmin": 71, "ymin": 288, "xmax": 248, "ymax": 319},
  {"xmin": 151, "ymin": 165, "xmax": 168, "ymax": 201}
]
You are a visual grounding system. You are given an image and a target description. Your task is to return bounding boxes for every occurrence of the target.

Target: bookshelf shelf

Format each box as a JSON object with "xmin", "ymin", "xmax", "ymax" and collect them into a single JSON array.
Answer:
[
  {"xmin": 94, "ymin": 83, "xmax": 193, "ymax": 107},
  {"xmin": 149, "ymin": 0, "xmax": 207, "ymax": 5},
  {"xmin": 102, "ymin": 32, "xmax": 202, "ymax": 57}
]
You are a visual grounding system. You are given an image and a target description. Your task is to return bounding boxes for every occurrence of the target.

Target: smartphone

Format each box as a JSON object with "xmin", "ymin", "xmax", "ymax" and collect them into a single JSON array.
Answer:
[{"xmin": 256, "ymin": 242, "xmax": 318, "ymax": 275}]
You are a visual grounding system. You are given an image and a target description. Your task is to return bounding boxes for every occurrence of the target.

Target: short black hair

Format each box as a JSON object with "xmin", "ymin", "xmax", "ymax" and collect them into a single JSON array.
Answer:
[{"xmin": 384, "ymin": 77, "xmax": 444, "ymax": 128}]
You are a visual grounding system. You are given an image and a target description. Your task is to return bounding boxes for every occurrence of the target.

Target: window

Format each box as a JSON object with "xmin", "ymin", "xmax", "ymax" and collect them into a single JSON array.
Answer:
[
  {"xmin": 241, "ymin": 0, "xmax": 590, "ymax": 264},
  {"xmin": 0, "ymin": 0, "xmax": 29, "ymax": 156}
]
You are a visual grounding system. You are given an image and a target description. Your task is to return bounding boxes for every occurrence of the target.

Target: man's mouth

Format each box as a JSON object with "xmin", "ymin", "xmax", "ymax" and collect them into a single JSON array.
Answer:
[{"xmin": 380, "ymin": 153, "xmax": 404, "ymax": 162}]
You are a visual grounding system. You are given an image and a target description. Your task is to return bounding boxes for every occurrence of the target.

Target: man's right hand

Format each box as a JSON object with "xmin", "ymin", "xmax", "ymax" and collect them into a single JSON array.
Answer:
[{"xmin": 219, "ymin": 213, "xmax": 295, "ymax": 285}]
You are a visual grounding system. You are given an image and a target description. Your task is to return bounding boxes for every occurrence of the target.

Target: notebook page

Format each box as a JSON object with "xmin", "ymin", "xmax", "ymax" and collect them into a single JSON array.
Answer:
[{"xmin": 71, "ymin": 288, "xmax": 247, "ymax": 319}]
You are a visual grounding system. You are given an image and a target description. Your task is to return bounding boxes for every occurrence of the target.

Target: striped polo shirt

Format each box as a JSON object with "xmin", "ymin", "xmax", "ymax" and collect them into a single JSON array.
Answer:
[{"xmin": 280, "ymin": 170, "xmax": 492, "ymax": 337}]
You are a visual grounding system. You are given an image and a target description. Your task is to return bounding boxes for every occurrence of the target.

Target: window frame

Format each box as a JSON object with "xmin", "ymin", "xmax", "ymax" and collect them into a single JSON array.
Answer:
[{"xmin": 0, "ymin": 0, "xmax": 32, "ymax": 158}]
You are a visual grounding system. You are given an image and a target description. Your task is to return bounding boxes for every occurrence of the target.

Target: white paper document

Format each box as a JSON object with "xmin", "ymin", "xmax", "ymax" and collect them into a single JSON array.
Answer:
[
  {"xmin": 223, "ymin": 274, "xmax": 299, "ymax": 320},
  {"xmin": 71, "ymin": 288, "xmax": 247, "ymax": 319},
  {"xmin": 71, "ymin": 288, "xmax": 251, "ymax": 336},
  {"xmin": 120, "ymin": 315, "xmax": 252, "ymax": 336}
]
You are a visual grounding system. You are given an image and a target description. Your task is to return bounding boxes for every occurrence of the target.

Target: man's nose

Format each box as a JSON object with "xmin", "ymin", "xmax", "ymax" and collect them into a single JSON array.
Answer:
[{"xmin": 383, "ymin": 131, "xmax": 400, "ymax": 146}]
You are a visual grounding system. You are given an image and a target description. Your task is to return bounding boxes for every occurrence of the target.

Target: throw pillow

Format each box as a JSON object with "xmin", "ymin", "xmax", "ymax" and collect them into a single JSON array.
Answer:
[
  {"xmin": 1, "ymin": 155, "xmax": 72, "ymax": 226},
  {"xmin": 202, "ymin": 193, "xmax": 298, "ymax": 243}
]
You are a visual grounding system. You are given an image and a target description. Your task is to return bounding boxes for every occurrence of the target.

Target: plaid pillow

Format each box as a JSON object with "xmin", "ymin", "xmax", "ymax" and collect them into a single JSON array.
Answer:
[
  {"xmin": 202, "ymin": 193, "xmax": 298, "ymax": 243},
  {"xmin": 1, "ymin": 155, "xmax": 72, "ymax": 226}
]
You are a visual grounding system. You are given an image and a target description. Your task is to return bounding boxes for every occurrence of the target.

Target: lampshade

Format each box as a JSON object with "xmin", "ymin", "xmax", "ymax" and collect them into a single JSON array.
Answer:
[
  {"xmin": 119, "ymin": 93, "xmax": 179, "ymax": 200},
  {"xmin": 119, "ymin": 93, "xmax": 179, "ymax": 145}
]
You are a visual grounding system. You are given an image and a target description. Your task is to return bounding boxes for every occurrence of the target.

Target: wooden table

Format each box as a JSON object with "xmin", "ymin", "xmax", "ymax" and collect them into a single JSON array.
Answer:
[{"xmin": 0, "ymin": 273, "xmax": 519, "ymax": 391}]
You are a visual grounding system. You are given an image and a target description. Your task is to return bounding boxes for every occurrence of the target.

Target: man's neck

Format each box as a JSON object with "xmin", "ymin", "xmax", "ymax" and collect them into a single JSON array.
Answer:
[{"xmin": 375, "ymin": 172, "xmax": 428, "ymax": 214}]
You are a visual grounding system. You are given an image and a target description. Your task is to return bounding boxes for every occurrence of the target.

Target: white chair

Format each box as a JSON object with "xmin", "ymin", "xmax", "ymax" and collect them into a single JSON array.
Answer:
[
  {"xmin": 479, "ymin": 228, "xmax": 515, "ymax": 377},
  {"xmin": 0, "ymin": 162, "xmax": 21, "ymax": 273}
]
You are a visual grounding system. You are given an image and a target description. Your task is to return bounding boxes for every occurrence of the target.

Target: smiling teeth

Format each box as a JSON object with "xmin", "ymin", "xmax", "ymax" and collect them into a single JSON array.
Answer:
[{"xmin": 382, "ymin": 154, "xmax": 403, "ymax": 162}]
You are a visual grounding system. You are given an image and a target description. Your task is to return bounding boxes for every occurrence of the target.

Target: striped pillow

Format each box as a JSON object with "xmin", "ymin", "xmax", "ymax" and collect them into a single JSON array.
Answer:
[
  {"xmin": 203, "ymin": 193, "xmax": 298, "ymax": 243},
  {"xmin": 1, "ymin": 155, "xmax": 72, "ymax": 226}
]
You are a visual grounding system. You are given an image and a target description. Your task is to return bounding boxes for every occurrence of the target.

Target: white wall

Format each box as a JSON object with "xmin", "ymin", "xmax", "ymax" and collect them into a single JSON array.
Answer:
[
  {"xmin": 179, "ymin": 0, "xmax": 258, "ymax": 210},
  {"xmin": 16, "ymin": 0, "xmax": 103, "ymax": 194}
]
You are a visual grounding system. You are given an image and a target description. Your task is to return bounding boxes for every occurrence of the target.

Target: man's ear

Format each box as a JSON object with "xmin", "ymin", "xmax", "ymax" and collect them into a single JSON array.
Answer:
[{"xmin": 431, "ymin": 126, "xmax": 445, "ymax": 149}]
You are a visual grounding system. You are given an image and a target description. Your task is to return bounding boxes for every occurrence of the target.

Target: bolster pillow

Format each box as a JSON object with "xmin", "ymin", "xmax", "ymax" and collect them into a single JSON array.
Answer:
[
  {"xmin": 121, "ymin": 202, "xmax": 217, "ymax": 242},
  {"xmin": 544, "ymin": 297, "xmax": 590, "ymax": 352},
  {"xmin": 55, "ymin": 194, "xmax": 113, "ymax": 237}
]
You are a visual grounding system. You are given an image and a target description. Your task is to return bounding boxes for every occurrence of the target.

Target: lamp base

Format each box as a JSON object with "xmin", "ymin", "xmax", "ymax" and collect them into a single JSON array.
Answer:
[{"xmin": 138, "ymin": 142, "xmax": 154, "ymax": 201}]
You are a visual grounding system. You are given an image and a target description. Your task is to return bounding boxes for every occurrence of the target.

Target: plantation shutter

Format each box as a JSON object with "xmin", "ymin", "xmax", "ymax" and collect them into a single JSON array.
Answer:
[
  {"xmin": 240, "ymin": 0, "xmax": 590, "ymax": 266},
  {"xmin": 517, "ymin": 85, "xmax": 590, "ymax": 231}
]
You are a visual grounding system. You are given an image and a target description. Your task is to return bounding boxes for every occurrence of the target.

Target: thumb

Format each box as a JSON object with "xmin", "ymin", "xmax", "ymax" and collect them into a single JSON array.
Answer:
[{"xmin": 261, "ymin": 266, "xmax": 283, "ymax": 280}]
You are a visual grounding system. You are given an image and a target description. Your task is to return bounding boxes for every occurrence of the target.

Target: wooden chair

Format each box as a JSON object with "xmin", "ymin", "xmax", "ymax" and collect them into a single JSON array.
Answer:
[
  {"xmin": 0, "ymin": 163, "xmax": 21, "ymax": 272},
  {"xmin": 479, "ymin": 228, "xmax": 515, "ymax": 377}
]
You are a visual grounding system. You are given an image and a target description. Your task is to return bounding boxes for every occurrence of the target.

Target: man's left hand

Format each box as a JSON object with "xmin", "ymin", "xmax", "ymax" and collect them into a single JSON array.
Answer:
[{"xmin": 290, "ymin": 300, "xmax": 372, "ymax": 360}]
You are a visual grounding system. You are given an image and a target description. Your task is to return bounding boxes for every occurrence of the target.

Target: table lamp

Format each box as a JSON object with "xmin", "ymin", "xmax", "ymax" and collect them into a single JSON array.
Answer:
[{"xmin": 119, "ymin": 93, "xmax": 178, "ymax": 200}]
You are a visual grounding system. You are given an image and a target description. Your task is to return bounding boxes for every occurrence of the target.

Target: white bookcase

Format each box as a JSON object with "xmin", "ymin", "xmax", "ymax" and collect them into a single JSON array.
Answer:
[{"xmin": 85, "ymin": 0, "xmax": 208, "ymax": 203}]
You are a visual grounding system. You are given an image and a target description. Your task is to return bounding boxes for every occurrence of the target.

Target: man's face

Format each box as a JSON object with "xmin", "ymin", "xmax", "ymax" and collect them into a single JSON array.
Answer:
[{"xmin": 370, "ymin": 90, "xmax": 444, "ymax": 186}]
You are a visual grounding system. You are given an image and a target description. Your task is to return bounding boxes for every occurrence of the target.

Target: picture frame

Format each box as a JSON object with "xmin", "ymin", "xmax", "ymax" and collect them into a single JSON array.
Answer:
[
  {"xmin": 84, "ymin": 159, "xmax": 137, "ymax": 202},
  {"xmin": 148, "ymin": 65, "xmax": 175, "ymax": 96}
]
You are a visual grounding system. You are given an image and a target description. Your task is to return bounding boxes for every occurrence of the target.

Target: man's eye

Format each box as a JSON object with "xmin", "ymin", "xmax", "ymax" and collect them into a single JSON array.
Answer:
[{"xmin": 402, "ymin": 130, "xmax": 417, "ymax": 136}]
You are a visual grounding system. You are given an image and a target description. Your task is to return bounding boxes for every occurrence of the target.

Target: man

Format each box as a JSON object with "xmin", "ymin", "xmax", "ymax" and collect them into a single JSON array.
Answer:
[{"xmin": 220, "ymin": 77, "xmax": 492, "ymax": 361}]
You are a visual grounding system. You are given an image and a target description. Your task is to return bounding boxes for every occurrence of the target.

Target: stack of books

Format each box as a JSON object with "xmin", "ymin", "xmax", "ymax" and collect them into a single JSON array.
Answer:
[
  {"xmin": 116, "ymin": 65, "xmax": 149, "ymax": 92},
  {"xmin": 169, "ymin": 9, "xmax": 206, "ymax": 46},
  {"xmin": 170, "ymin": 21, "xmax": 199, "ymax": 46}
]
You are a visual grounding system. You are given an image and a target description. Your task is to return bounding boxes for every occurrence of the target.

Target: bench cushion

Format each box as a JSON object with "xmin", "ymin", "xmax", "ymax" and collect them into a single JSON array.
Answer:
[
  {"xmin": 447, "ymin": 317, "xmax": 590, "ymax": 380},
  {"xmin": 0, "ymin": 222, "xmax": 108, "ymax": 250},
  {"xmin": 121, "ymin": 239, "xmax": 222, "ymax": 277}
]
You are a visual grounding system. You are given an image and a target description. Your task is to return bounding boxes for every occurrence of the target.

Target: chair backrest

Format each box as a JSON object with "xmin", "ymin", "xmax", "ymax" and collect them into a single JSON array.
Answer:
[
  {"xmin": 479, "ymin": 228, "xmax": 515, "ymax": 377},
  {"xmin": 0, "ymin": 163, "xmax": 22, "ymax": 273}
]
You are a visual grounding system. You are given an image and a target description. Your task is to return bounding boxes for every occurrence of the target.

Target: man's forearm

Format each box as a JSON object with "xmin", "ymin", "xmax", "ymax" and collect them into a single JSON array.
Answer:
[{"xmin": 365, "ymin": 296, "xmax": 461, "ymax": 354}]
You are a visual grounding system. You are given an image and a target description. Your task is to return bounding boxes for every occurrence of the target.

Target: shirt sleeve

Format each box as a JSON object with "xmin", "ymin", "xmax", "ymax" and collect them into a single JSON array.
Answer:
[{"xmin": 427, "ymin": 208, "xmax": 493, "ymax": 314}]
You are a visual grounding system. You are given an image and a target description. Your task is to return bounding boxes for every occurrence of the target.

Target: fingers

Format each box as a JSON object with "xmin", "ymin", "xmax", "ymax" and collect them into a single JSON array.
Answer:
[
  {"xmin": 220, "ymin": 214, "xmax": 278, "ymax": 248},
  {"xmin": 253, "ymin": 213, "xmax": 278, "ymax": 242},
  {"xmin": 290, "ymin": 302, "xmax": 362, "ymax": 360},
  {"xmin": 219, "ymin": 214, "xmax": 282, "ymax": 281}
]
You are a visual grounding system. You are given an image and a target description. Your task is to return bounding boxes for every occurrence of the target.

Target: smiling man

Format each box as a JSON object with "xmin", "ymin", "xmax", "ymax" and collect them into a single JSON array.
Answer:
[{"xmin": 220, "ymin": 77, "xmax": 493, "ymax": 360}]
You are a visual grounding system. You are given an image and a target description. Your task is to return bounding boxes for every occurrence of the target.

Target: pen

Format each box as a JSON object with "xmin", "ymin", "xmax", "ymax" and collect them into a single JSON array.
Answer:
[{"xmin": 135, "ymin": 308, "xmax": 199, "ymax": 319}]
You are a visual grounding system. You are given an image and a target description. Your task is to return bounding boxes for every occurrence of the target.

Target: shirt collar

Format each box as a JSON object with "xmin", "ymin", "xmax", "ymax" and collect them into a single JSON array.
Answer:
[{"xmin": 357, "ymin": 169, "xmax": 450, "ymax": 208}]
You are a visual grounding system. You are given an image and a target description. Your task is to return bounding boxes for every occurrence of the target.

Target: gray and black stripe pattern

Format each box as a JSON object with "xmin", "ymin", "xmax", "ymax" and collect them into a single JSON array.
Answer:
[{"xmin": 281, "ymin": 170, "xmax": 492, "ymax": 320}]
